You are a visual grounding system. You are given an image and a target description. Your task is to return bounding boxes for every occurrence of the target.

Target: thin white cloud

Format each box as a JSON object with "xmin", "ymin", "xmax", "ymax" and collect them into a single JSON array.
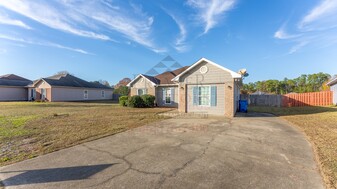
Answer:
[
  {"xmin": 0, "ymin": 0, "xmax": 110, "ymax": 41},
  {"xmin": 187, "ymin": 0, "xmax": 236, "ymax": 34},
  {"xmin": 288, "ymin": 41, "xmax": 309, "ymax": 54},
  {"xmin": 0, "ymin": 34, "xmax": 92, "ymax": 55},
  {"xmin": 0, "ymin": 12, "xmax": 31, "ymax": 29},
  {"xmin": 300, "ymin": 0, "xmax": 337, "ymax": 29},
  {"xmin": 63, "ymin": 1, "xmax": 165, "ymax": 53},
  {"xmin": 163, "ymin": 9, "xmax": 188, "ymax": 52},
  {"xmin": 0, "ymin": 0, "xmax": 167, "ymax": 53},
  {"xmin": 274, "ymin": 28, "xmax": 300, "ymax": 39},
  {"xmin": 275, "ymin": 0, "xmax": 337, "ymax": 54}
]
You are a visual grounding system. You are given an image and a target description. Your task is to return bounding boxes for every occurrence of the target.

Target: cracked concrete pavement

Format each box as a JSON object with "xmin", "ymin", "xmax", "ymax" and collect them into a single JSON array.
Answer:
[{"xmin": 0, "ymin": 113, "xmax": 324, "ymax": 189}]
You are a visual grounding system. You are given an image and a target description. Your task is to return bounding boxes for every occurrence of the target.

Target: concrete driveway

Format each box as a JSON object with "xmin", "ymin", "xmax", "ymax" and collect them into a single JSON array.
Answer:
[{"xmin": 0, "ymin": 113, "xmax": 324, "ymax": 189}]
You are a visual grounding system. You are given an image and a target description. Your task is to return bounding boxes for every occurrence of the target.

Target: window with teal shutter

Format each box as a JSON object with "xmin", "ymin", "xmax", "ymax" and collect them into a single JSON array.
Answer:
[
  {"xmin": 211, "ymin": 86, "xmax": 217, "ymax": 106},
  {"xmin": 193, "ymin": 86, "xmax": 198, "ymax": 105},
  {"xmin": 171, "ymin": 88, "xmax": 175, "ymax": 102},
  {"xmin": 162, "ymin": 88, "xmax": 166, "ymax": 104}
]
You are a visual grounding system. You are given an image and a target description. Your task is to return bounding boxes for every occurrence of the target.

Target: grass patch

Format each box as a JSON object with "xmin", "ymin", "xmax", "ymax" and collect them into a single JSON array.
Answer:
[
  {"xmin": 0, "ymin": 115, "xmax": 39, "ymax": 138},
  {"xmin": 250, "ymin": 106, "xmax": 337, "ymax": 189},
  {"xmin": 0, "ymin": 101, "xmax": 173, "ymax": 166}
]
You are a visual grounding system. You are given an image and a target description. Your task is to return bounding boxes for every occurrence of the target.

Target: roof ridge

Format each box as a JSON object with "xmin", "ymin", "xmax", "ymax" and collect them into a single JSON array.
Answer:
[
  {"xmin": 39, "ymin": 73, "xmax": 112, "ymax": 89},
  {"xmin": 0, "ymin": 74, "xmax": 31, "ymax": 81}
]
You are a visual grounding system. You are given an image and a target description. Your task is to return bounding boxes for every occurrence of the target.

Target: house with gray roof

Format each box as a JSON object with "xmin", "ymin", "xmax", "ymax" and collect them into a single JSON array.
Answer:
[
  {"xmin": 28, "ymin": 73, "xmax": 113, "ymax": 102},
  {"xmin": 0, "ymin": 74, "xmax": 32, "ymax": 101},
  {"xmin": 127, "ymin": 58, "xmax": 242, "ymax": 117}
]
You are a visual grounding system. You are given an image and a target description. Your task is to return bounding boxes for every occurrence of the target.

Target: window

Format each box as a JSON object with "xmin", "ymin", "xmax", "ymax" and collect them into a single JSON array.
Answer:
[
  {"xmin": 164, "ymin": 88, "xmax": 171, "ymax": 104},
  {"xmin": 198, "ymin": 86, "xmax": 210, "ymax": 106},
  {"xmin": 200, "ymin": 65, "xmax": 208, "ymax": 74},
  {"xmin": 137, "ymin": 88, "xmax": 147, "ymax": 95},
  {"xmin": 101, "ymin": 90, "xmax": 105, "ymax": 98},
  {"xmin": 193, "ymin": 86, "xmax": 217, "ymax": 107},
  {"xmin": 84, "ymin": 90, "xmax": 88, "ymax": 99}
]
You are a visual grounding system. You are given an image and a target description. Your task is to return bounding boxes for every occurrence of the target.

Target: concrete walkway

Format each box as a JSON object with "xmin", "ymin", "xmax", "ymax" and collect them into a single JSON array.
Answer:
[{"xmin": 0, "ymin": 113, "xmax": 324, "ymax": 189}]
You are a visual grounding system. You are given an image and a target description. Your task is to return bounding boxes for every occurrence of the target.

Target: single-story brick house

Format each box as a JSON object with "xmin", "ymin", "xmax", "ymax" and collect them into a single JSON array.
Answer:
[
  {"xmin": 327, "ymin": 76, "xmax": 337, "ymax": 105},
  {"xmin": 127, "ymin": 58, "xmax": 242, "ymax": 117},
  {"xmin": 0, "ymin": 74, "xmax": 32, "ymax": 101},
  {"xmin": 27, "ymin": 73, "xmax": 113, "ymax": 102}
]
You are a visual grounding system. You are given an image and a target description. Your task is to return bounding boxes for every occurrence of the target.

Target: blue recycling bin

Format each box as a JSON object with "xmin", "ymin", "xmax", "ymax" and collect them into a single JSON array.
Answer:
[{"xmin": 239, "ymin": 100, "xmax": 248, "ymax": 113}]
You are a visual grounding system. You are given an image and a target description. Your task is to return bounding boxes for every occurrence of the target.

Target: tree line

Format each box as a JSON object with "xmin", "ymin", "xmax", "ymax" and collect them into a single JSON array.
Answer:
[{"xmin": 242, "ymin": 72, "xmax": 332, "ymax": 95}]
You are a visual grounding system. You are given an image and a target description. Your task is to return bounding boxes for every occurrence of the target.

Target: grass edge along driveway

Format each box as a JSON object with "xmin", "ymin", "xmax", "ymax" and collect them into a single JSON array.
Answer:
[
  {"xmin": 250, "ymin": 106, "xmax": 337, "ymax": 189},
  {"xmin": 0, "ymin": 101, "xmax": 173, "ymax": 167}
]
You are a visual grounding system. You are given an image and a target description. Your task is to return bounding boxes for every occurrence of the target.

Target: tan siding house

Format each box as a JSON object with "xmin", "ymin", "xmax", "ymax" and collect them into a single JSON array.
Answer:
[
  {"xmin": 28, "ymin": 73, "xmax": 113, "ymax": 102},
  {"xmin": 128, "ymin": 58, "xmax": 242, "ymax": 117},
  {"xmin": 128, "ymin": 67, "xmax": 188, "ymax": 108},
  {"xmin": 0, "ymin": 74, "xmax": 32, "ymax": 101}
]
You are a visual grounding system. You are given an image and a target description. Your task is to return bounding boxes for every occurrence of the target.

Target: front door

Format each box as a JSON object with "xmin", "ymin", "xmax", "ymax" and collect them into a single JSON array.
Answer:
[
  {"xmin": 41, "ymin": 88, "xmax": 46, "ymax": 100},
  {"xmin": 30, "ymin": 88, "xmax": 36, "ymax": 101}
]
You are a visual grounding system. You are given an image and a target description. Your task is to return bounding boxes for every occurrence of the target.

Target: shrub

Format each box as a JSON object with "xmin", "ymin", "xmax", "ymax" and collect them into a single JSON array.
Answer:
[
  {"xmin": 141, "ymin": 94, "xmax": 156, "ymax": 107},
  {"xmin": 119, "ymin": 96, "xmax": 129, "ymax": 106},
  {"xmin": 128, "ymin": 95, "xmax": 145, "ymax": 108}
]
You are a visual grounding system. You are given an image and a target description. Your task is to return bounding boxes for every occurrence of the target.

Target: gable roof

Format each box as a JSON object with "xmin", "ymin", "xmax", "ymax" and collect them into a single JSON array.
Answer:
[
  {"xmin": 143, "ymin": 74, "xmax": 160, "ymax": 85},
  {"xmin": 0, "ymin": 74, "xmax": 31, "ymax": 81},
  {"xmin": 0, "ymin": 74, "xmax": 32, "ymax": 87},
  {"xmin": 327, "ymin": 76, "xmax": 337, "ymax": 86},
  {"xmin": 127, "ymin": 74, "xmax": 159, "ymax": 87},
  {"xmin": 127, "ymin": 66, "xmax": 189, "ymax": 87},
  {"xmin": 154, "ymin": 66, "xmax": 189, "ymax": 85},
  {"xmin": 32, "ymin": 74, "xmax": 112, "ymax": 89},
  {"xmin": 172, "ymin": 58, "xmax": 242, "ymax": 82}
]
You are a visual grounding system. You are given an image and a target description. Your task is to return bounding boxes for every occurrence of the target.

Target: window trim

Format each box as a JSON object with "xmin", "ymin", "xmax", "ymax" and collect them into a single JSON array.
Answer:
[
  {"xmin": 137, "ymin": 88, "xmax": 146, "ymax": 95},
  {"xmin": 84, "ymin": 90, "xmax": 88, "ymax": 99},
  {"xmin": 41, "ymin": 88, "xmax": 46, "ymax": 100},
  {"xmin": 31, "ymin": 88, "xmax": 36, "ymax": 99},
  {"xmin": 197, "ymin": 85, "xmax": 211, "ymax": 107},
  {"xmin": 101, "ymin": 90, "xmax": 105, "ymax": 98},
  {"xmin": 164, "ymin": 88, "xmax": 172, "ymax": 104}
]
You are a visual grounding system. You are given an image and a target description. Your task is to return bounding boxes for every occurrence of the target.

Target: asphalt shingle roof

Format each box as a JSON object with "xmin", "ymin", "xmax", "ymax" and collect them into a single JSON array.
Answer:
[
  {"xmin": 0, "ymin": 74, "xmax": 32, "ymax": 87},
  {"xmin": 153, "ymin": 66, "xmax": 189, "ymax": 85},
  {"xmin": 41, "ymin": 74, "xmax": 112, "ymax": 89},
  {"xmin": 142, "ymin": 74, "xmax": 160, "ymax": 85}
]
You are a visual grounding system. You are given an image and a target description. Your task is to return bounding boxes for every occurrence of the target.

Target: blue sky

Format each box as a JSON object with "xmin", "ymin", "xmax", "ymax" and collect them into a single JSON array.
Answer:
[{"xmin": 0, "ymin": 0, "xmax": 336, "ymax": 85}]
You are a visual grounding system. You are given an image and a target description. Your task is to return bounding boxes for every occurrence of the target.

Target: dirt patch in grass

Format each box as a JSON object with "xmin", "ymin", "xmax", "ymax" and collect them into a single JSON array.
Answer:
[
  {"xmin": 0, "ymin": 102, "xmax": 173, "ymax": 166},
  {"xmin": 250, "ymin": 106, "xmax": 337, "ymax": 189}
]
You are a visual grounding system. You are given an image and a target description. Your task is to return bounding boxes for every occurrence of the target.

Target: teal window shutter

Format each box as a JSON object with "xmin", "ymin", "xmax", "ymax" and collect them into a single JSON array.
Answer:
[
  {"xmin": 162, "ymin": 88, "xmax": 166, "ymax": 103},
  {"xmin": 193, "ymin": 86, "xmax": 198, "ymax": 105},
  {"xmin": 211, "ymin": 86, "xmax": 217, "ymax": 106},
  {"xmin": 171, "ymin": 88, "xmax": 175, "ymax": 102}
]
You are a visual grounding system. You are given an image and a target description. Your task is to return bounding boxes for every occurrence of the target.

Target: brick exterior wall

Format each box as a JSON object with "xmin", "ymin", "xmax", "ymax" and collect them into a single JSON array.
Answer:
[
  {"xmin": 178, "ymin": 83, "xmax": 186, "ymax": 112},
  {"xmin": 224, "ymin": 81, "xmax": 235, "ymax": 117}
]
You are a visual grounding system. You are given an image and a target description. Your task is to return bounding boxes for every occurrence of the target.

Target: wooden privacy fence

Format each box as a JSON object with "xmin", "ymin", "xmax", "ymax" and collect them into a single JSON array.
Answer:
[{"xmin": 282, "ymin": 91, "xmax": 333, "ymax": 107}]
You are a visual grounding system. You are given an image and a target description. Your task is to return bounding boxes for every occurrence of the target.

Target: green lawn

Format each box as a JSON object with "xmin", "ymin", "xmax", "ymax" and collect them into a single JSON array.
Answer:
[
  {"xmin": 250, "ymin": 106, "xmax": 337, "ymax": 189},
  {"xmin": 0, "ymin": 101, "xmax": 172, "ymax": 166}
]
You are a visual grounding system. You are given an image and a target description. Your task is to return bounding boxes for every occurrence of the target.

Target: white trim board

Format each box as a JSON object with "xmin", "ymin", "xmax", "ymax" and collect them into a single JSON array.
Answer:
[
  {"xmin": 172, "ymin": 58, "xmax": 242, "ymax": 82},
  {"xmin": 127, "ymin": 74, "xmax": 157, "ymax": 87}
]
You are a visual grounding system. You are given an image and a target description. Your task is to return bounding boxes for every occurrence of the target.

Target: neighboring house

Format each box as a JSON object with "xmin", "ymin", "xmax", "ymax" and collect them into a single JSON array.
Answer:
[
  {"xmin": 0, "ymin": 74, "xmax": 32, "ymax": 101},
  {"xmin": 327, "ymin": 76, "xmax": 337, "ymax": 105},
  {"xmin": 27, "ymin": 73, "xmax": 113, "ymax": 102},
  {"xmin": 128, "ymin": 66, "xmax": 189, "ymax": 107},
  {"xmin": 128, "ymin": 58, "xmax": 242, "ymax": 117},
  {"xmin": 251, "ymin": 91, "xmax": 268, "ymax": 95}
]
